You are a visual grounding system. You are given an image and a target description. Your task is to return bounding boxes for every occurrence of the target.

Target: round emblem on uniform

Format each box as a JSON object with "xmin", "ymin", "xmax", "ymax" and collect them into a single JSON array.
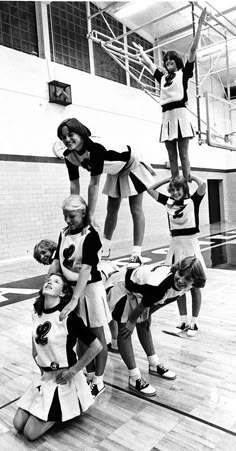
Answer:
[{"xmin": 50, "ymin": 361, "xmax": 59, "ymax": 370}]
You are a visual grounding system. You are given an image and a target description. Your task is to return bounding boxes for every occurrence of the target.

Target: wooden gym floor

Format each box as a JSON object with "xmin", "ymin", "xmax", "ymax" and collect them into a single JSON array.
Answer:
[{"xmin": 0, "ymin": 222, "xmax": 236, "ymax": 450}]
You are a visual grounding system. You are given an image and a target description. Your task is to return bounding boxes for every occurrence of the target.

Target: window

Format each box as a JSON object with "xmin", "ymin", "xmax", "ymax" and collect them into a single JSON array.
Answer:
[
  {"xmin": 47, "ymin": 1, "xmax": 90, "ymax": 73},
  {"xmin": 90, "ymin": 3, "xmax": 126, "ymax": 85},
  {"xmin": 0, "ymin": 1, "xmax": 38, "ymax": 55},
  {"xmin": 127, "ymin": 31, "xmax": 155, "ymax": 90}
]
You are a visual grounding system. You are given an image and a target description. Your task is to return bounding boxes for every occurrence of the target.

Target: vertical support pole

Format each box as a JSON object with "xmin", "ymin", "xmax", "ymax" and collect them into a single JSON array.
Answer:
[
  {"xmin": 191, "ymin": 2, "xmax": 202, "ymax": 144},
  {"xmin": 35, "ymin": 1, "xmax": 51, "ymax": 60},
  {"xmin": 123, "ymin": 24, "xmax": 130, "ymax": 87},
  {"xmin": 225, "ymin": 30, "xmax": 230, "ymax": 100},
  {"xmin": 86, "ymin": 2, "xmax": 95, "ymax": 75}
]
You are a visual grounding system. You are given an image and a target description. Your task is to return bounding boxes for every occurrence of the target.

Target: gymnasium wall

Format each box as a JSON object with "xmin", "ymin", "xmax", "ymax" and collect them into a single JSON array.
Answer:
[{"xmin": 1, "ymin": 44, "xmax": 236, "ymax": 261}]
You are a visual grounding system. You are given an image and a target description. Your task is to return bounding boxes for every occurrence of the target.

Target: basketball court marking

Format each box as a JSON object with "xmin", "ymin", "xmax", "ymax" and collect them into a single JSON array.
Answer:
[{"xmin": 0, "ymin": 228, "xmax": 236, "ymax": 307}]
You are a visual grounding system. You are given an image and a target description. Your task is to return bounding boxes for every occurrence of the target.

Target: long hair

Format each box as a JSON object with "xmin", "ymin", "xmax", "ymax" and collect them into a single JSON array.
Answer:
[
  {"xmin": 33, "ymin": 239, "xmax": 57, "ymax": 264},
  {"xmin": 172, "ymin": 256, "xmax": 206, "ymax": 288},
  {"xmin": 168, "ymin": 176, "xmax": 190, "ymax": 198},
  {"xmin": 57, "ymin": 118, "xmax": 91, "ymax": 140},
  {"xmin": 163, "ymin": 50, "xmax": 184, "ymax": 70},
  {"xmin": 34, "ymin": 273, "xmax": 73, "ymax": 316}
]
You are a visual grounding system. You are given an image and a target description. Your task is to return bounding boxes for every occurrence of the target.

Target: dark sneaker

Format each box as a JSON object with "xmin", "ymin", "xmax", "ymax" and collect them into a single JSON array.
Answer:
[
  {"xmin": 127, "ymin": 255, "xmax": 142, "ymax": 269},
  {"xmin": 172, "ymin": 322, "xmax": 189, "ymax": 335},
  {"xmin": 129, "ymin": 377, "xmax": 156, "ymax": 397},
  {"xmin": 186, "ymin": 323, "xmax": 199, "ymax": 337},
  {"xmin": 90, "ymin": 383, "xmax": 105, "ymax": 399},
  {"xmin": 107, "ymin": 343, "xmax": 119, "ymax": 354},
  {"xmin": 149, "ymin": 363, "xmax": 176, "ymax": 380}
]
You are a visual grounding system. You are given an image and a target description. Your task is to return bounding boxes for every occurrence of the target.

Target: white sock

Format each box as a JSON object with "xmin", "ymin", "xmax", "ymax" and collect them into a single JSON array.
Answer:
[
  {"xmin": 147, "ymin": 354, "xmax": 160, "ymax": 369},
  {"xmin": 191, "ymin": 316, "xmax": 198, "ymax": 325},
  {"xmin": 102, "ymin": 238, "xmax": 112, "ymax": 252},
  {"xmin": 128, "ymin": 368, "xmax": 141, "ymax": 381},
  {"xmin": 86, "ymin": 371, "xmax": 95, "ymax": 380},
  {"xmin": 93, "ymin": 375, "xmax": 104, "ymax": 387},
  {"xmin": 180, "ymin": 315, "xmax": 188, "ymax": 324},
  {"xmin": 111, "ymin": 338, "xmax": 118, "ymax": 349},
  {"xmin": 131, "ymin": 245, "xmax": 141, "ymax": 256}
]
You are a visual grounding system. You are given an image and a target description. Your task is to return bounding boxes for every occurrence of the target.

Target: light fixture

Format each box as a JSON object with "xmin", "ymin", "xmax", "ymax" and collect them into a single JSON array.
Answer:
[
  {"xmin": 48, "ymin": 80, "xmax": 72, "ymax": 106},
  {"xmin": 114, "ymin": 0, "xmax": 157, "ymax": 19}
]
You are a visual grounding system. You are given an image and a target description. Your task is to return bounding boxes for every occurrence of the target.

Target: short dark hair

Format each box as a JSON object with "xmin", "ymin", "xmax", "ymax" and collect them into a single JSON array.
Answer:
[
  {"xmin": 172, "ymin": 256, "xmax": 206, "ymax": 288},
  {"xmin": 163, "ymin": 50, "xmax": 184, "ymax": 70},
  {"xmin": 168, "ymin": 175, "xmax": 189, "ymax": 198},
  {"xmin": 57, "ymin": 118, "xmax": 91, "ymax": 140},
  {"xmin": 34, "ymin": 273, "xmax": 73, "ymax": 316}
]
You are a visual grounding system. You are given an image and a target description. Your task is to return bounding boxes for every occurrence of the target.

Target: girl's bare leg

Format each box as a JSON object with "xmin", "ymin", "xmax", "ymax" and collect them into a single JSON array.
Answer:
[
  {"xmin": 178, "ymin": 137, "xmax": 191, "ymax": 180},
  {"xmin": 165, "ymin": 140, "xmax": 179, "ymax": 177},
  {"xmin": 129, "ymin": 193, "xmax": 144, "ymax": 246},
  {"xmin": 13, "ymin": 408, "xmax": 30, "ymax": 432},
  {"xmin": 103, "ymin": 196, "xmax": 122, "ymax": 240},
  {"xmin": 23, "ymin": 415, "xmax": 55, "ymax": 441}
]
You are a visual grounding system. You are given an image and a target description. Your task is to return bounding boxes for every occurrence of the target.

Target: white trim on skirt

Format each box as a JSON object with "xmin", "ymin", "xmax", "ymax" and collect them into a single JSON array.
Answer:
[
  {"xmin": 160, "ymin": 107, "xmax": 195, "ymax": 142},
  {"xmin": 165, "ymin": 235, "xmax": 206, "ymax": 271}
]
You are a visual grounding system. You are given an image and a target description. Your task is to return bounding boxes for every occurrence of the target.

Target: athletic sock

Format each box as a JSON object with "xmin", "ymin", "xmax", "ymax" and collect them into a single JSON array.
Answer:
[
  {"xmin": 93, "ymin": 375, "xmax": 104, "ymax": 386},
  {"xmin": 128, "ymin": 368, "xmax": 141, "ymax": 382},
  {"xmin": 180, "ymin": 315, "xmax": 188, "ymax": 324},
  {"xmin": 131, "ymin": 245, "xmax": 141, "ymax": 256},
  {"xmin": 147, "ymin": 354, "xmax": 160, "ymax": 370},
  {"xmin": 111, "ymin": 338, "xmax": 118, "ymax": 349}
]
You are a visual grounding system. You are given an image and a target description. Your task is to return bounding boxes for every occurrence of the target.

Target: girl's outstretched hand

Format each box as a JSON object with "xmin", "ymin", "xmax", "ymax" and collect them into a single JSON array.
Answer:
[
  {"xmin": 133, "ymin": 42, "xmax": 144, "ymax": 60},
  {"xmin": 59, "ymin": 298, "xmax": 78, "ymax": 321}
]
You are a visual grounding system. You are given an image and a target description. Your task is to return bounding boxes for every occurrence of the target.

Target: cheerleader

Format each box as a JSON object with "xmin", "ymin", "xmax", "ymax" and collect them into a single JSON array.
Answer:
[
  {"xmin": 56, "ymin": 117, "xmax": 156, "ymax": 268},
  {"xmin": 13, "ymin": 273, "xmax": 101, "ymax": 441},
  {"xmin": 48, "ymin": 195, "xmax": 111, "ymax": 398},
  {"xmin": 133, "ymin": 8, "xmax": 207, "ymax": 181},
  {"xmin": 148, "ymin": 174, "xmax": 206, "ymax": 336},
  {"xmin": 106, "ymin": 257, "xmax": 206, "ymax": 396},
  {"xmin": 33, "ymin": 239, "xmax": 57, "ymax": 265}
]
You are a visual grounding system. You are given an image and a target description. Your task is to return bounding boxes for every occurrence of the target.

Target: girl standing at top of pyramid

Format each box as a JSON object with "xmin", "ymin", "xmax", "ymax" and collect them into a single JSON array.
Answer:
[{"xmin": 133, "ymin": 7, "xmax": 207, "ymax": 181}]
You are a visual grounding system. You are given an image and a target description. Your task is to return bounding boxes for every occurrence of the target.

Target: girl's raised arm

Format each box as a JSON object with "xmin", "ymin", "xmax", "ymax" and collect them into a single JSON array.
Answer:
[
  {"xmin": 188, "ymin": 7, "xmax": 207, "ymax": 63},
  {"xmin": 191, "ymin": 174, "xmax": 206, "ymax": 196},
  {"xmin": 147, "ymin": 177, "xmax": 171, "ymax": 201},
  {"xmin": 133, "ymin": 42, "xmax": 157, "ymax": 74}
]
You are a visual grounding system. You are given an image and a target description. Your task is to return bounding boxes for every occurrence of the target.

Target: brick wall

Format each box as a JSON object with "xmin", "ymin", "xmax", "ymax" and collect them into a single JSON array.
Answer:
[{"xmin": 1, "ymin": 157, "xmax": 235, "ymax": 261}]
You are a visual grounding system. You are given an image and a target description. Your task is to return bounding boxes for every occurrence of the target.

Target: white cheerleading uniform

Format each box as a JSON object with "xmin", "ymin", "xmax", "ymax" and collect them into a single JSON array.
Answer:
[
  {"xmin": 105, "ymin": 264, "xmax": 188, "ymax": 323},
  {"xmin": 64, "ymin": 137, "xmax": 155, "ymax": 198},
  {"xmin": 157, "ymin": 190, "xmax": 206, "ymax": 269},
  {"xmin": 55, "ymin": 225, "xmax": 112, "ymax": 329},
  {"xmin": 154, "ymin": 60, "xmax": 195, "ymax": 142},
  {"xmin": 17, "ymin": 308, "xmax": 95, "ymax": 422}
]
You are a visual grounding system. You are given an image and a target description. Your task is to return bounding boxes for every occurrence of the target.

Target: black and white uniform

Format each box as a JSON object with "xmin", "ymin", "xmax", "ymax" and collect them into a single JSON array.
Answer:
[
  {"xmin": 64, "ymin": 137, "xmax": 155, "ymax": 198},
  {"xmin": 154, "ymin": 61, "xmax": 195, "ymax": 142},
  {"xmin": 157, "ymin": 190, "xmax": 206, "ymax": 269},
  {"xmin": 17, "ymin": 309, "xmax": 95, "ymax": 422},
  {"xmin": 105, "ymin": 264, "xmax": 188, "ymax": 323},
  {"xmin": 55, "ymin": 225, "xmax": 111, "ymax": 328}
]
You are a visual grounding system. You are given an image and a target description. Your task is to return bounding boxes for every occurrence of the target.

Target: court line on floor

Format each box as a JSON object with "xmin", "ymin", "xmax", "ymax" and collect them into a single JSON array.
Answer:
[
  {"xmin": 104, "ymin": 381, "xmax": 236, "ymax": 437},
  {"xmin": 2, "ymin": 382, "xmax": 235, "ymax": 438}
]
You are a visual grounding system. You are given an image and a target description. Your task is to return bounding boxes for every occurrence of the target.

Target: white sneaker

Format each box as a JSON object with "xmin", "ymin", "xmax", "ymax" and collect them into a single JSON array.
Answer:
[
  {"xmin": 127, "ymin": 255, "xmax": 142, "ymax": 269},
  {"xmin": 186, "ymin": 323, "xmax": 198, "ymax": 337},
  {"xmin": 129, "ymin": 376, "xmax": 156, "ymax": 397},
  {"xmin": 172, "ymin": 322, "xmax": 189, "ymax": 335},
  {"xmin": 149, "ymin": 363, "xmax": 176, "ymax": 380}
]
